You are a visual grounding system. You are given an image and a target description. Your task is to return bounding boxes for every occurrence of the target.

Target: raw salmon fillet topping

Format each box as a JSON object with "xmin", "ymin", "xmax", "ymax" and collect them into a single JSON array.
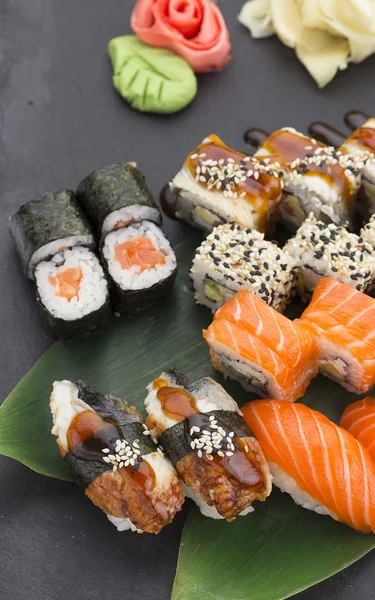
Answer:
[
  {"xmin": 341, "ymin": 398, "xmax": 375, "ymax": 463},
  {"xmin": 49, "ymin": 267, "xmax": 83, "ymax": 301},
  {"xmin": 114, "ymin": 236, "xmax": 166, "ymax": 271}
]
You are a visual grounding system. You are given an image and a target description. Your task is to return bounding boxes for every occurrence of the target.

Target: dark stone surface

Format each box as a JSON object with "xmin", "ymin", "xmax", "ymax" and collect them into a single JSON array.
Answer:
[{"xmin": 1, "ymin": 0, "xmax": 375, "ymax": 598}]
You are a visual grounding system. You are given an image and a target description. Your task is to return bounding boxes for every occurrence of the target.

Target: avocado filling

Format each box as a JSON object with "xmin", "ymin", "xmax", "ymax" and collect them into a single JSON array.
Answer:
[
  {"xmin": 192, "ymin": 206, "xmax": 223, "ymax": 230},
  {"xmin": 318, "ymin": 357, "xmax": 348, "ymax": 382},
  {"xmin": 220, "ymin": 356, "xmax": 269, "ymax": 395},
  {"xmin": 204, "ymin": 277, "xmax": 236, "ymax": 304}
]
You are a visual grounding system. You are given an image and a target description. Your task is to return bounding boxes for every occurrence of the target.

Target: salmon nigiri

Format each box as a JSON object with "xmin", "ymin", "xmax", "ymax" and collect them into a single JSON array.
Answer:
[
  {"xmin": 299, "ymin": 277, "xmax": 375, "ymax": 394},
  {"xmin": 243, "ymin": 399, "xmax": 375, "ymax": 534},
  {"xmin": 341, "ymin": 398, "xmax": 375, "ymax": 463},
  {"xmin": 203, "ymin": 290, "xmax": 319, "ymax": 402}
]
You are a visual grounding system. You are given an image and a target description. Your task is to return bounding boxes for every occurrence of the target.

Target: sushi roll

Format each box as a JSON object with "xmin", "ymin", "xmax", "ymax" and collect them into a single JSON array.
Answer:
[
  {"xmin": 242, "ymin": 400, "xmax": 375, "ymax": 534},
  {"xmin": 35, "ymin": 247, "xmax": 111, "ymax": 342},
  {"xmin": 50, "ymin": 380, "xmax": 184, "ymax": 534},
  {"xmin": 169, "ymin": 134, "xmax": 283, "ymax": 234},
  {"xmin": 361, "ymin": 215, "xmax": 375, "ymax": 248},
  {"xmin": 299, "ymin": 277, "xmax": 375, "ymax": 394},
  {"xmin": 102, "ymin": 221, "xmax": 177, "ymax": 313},
  {"xmin": 76, "ymin": 163, "xmax": 161, "ymax": 237},
  {"xmin": 191, "ymin": 223, "xmax": 297, "ymax": 313},
  {"xmin": 341, "ymin": 119, "xmax": 375, "ymax": 220},
  {"xmin": 144, "ymin": 369, "xmax": 271, "ymax": 520},
  {"xmin": 255, "ymin": 127, "xmax": 362, "ymax": 230},
  {"xmin": 10, "ymin": 190, "xmax": 95, "ymax": 279},
  {"xmin": 284, "ymin": 213, "xmax": 375, "ymax": 300},
  {"xmin": 204, "ymin": 290, "xmax": 319, "ymax": 402},
  {"xmin": 341, "ymin": 398, "xmax": 375, "ymax": 463}
]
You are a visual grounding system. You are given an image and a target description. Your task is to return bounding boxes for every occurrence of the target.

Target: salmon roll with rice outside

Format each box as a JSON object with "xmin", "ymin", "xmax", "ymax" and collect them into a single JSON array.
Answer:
[
  {"xmin": 50, "ymin": 380, "xmax": 184, "ymax": 534},
  {"xmin": 10, "ymin": 190, "xmax": 95, "ymax": 279},
  {"xmin": 243, "ymin": 400, "xmax": 375, "ymax": 534},
  {"xmin": 169, "ymin": 134, "xmax": 283, "ymax": 234},
  {"xmin": 144, "ymin": 369, "xmax": 271, "ymax": 520},
  {"xmin": 76, "ymin": 162, "xmax": 162, "ymax": 237},
  {"xmin": 341, "ymin": 398, "xmax": 375, "ymax": 463},
  {"xmin": 191, "ymin": 223, "xmax": 297, "ymax": 313},
  {"xmin": 299, "ymin": 277, "xmax": 375, "ymax": 394},
  {"xmin": 102, "ymin": 221, "xmax": 177, "ymax": 313},
  {"xmin": 204, "ymin": 290, "xmax": 319, "ymax": 401}
]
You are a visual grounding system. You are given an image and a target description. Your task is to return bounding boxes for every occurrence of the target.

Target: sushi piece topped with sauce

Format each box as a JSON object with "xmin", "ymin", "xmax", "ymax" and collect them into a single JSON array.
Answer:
[
  {"xmin": 145, "ymin": 370, "xmax": 271, "ymax": 521},
  {"xmin": 284, "ymin": 213, "xmax": 375, "ymax": 300},
  {"xmin": 169, "ymin": 134, "xmax": 283, "ymax": 234},
  {"xmin": 50, "ymin": 380, "xmax": 184, "ymax": 534},
  {"xmin": 255, "ymin": 127, "xmax": 364, "ymax": 230},
  {"xmin": 243, "ymin": 400, "xmax": 375, "ymax": 534},
  {"xmin": 191, "ymin": 223, "xmax": 297, "ymax": 313}
]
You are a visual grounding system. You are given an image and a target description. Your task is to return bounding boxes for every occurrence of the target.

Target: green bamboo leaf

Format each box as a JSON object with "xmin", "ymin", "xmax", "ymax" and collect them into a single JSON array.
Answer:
[{"xmin": 1, "ymin": 231, "xmax": 375, "ymax": 599}]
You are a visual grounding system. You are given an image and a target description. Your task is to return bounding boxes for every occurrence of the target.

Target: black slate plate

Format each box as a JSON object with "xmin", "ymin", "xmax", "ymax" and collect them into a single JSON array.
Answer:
[{"xmin": 1, "ymin": 1, "xmax": 375, "ymax": 599}]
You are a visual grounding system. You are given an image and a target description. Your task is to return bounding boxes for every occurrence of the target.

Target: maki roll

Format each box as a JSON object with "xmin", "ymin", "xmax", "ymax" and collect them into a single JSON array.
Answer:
[
  {"xmin": 76, "ymin": 163, "xmax": 161, "ymax": 237},
  {"xmin": 255, "ymin": 128, "xmax": 362, "ymax": 230},
  {"xmin": 341, "ymin": 119, "xmax": 375, "ymax": 220},
  {"xmin": 284, "ymin": 213, "xmax": 375, "ymax": 300},
  {"xmin": 10, "ymin": 190, "xmax": 95, "ymax": 279},
  {"xmin": 50, "ymin": 380, "xmax": 184, "ymax": 534},
  {"xmin": 145, "ymin": 370, "xmax": 271, "ymax": 520},
  {"xmin": 102, "ymin": 221, "xmax": 177, "ymax": 313},
  {"xmin": 300, "ymin": 277, "xmax": 375, "ymax": 394},
  {"xmin": 35, "ymin": 247, "xmax": 111, "ymax": 342},
  {"xmin": 204, "ymin": 290, "xmax": 319, "ymax": 402},
  {"xmin": 169, "ymin": 134, "xmax": 283, "ymax": 234},
  {"xmin": 191, "ymin": 223, "xmax": 296, "ymax": 313}
]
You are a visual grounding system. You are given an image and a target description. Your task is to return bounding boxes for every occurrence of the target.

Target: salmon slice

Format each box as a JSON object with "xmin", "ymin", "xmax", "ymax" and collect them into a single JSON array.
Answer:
[
  {"xmin": 299, "ymin": 278, "xmax": 375, "ymax": 392},
  {"xmin": 113, "ymin": 219, "xmax": 134, "ymax": 230},
  {"xmin": 243, "ymin": 399, "xmax": 375, "ymax": 534},
  {"xmin": 204, "ymin": 290, "xmax": 319, "ymax": 402},
  {"xmin": 216, "ymin": 291, "xmax": 317, "ymax": 369},
  {"xmin": 49, "ymin": 267, "xmax": 83, "ymax": 301},
  {"xmin": 341, "ymin": 398, "xmax": 375, "ymax": 463},
  {"xmin": 114, "ymin": 236, "xmax": 166, "ymax": 271}
]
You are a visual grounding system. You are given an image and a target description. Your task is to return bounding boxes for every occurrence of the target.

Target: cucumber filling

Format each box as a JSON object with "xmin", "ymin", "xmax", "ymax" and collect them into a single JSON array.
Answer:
[
  {"xmin": 220, "ymin": 355, "xmax": 269, "ymax": 395},
  {"xmin": 318, "ymin": 357, "xmax": 348, "ymax": 382},
  {"xmin": 204, "ymin": 278, "xmax": 236, "ymax": 303},
  {"xmin": 192, "ymin": 206, "xmax": 222, "ymax": 230}
]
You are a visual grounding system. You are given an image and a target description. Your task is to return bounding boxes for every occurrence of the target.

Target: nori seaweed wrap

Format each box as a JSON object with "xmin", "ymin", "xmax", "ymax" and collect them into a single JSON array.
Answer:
[
  {"xmin": 50, "ymin": 380, "xmax": 184, "ymax": 533},
  {"xmin": 76, "ymin": 163, "xmax": 162, "ymax": 237},
  {"xmin": 10, "ymin": 190, "xmax": 95, "ymax": 279}
]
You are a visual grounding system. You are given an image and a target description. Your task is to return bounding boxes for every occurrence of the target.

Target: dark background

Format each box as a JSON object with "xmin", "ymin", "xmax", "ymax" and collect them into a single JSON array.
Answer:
[{"xmin": 1, "ymin": 1, "xmax": 375, "ymax": 598}]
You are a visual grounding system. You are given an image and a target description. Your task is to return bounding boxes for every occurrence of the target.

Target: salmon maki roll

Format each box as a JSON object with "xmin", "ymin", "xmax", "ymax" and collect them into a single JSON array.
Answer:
[
  {"xmin": 299, "ymin": 277, "xmax": 375, "ymax": 394},
  {"xmin": 203, "ymin": 290, "xmax": 319, "ymax": 401},
  {"xmin": 341, "ymin": 398, "xmax": 375, "ymax": 462},
  {"xmin": 243, "ymin": 399, "xmax": 375, "ymax": 534},
  {"xmin": 145, "ymin": 369, "xmax": 271, "ymax": 521}
]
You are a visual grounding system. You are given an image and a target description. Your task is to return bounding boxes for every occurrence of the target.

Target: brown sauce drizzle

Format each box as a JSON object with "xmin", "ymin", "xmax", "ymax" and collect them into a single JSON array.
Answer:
[
  {"xmin": 67, "ymin": 410, "xmax": 156, "ymax": 492},
  {"xmin": 157, "ymin": 385, "xmax": 198, "ymax": 422},
  {"xmin": 244, "ymin": 128, "xmax": 270, "ymax": 149},
  {"xmin": 348, "ymin": 127, "xmax": 375, "ymax": 153},
  {"xmin": 307, "ymin": 122, "xmax": 345, "ymax": 147},
  {"xmin": 344, "ymin": 111, "xmax": 369, "ymax": 131}
]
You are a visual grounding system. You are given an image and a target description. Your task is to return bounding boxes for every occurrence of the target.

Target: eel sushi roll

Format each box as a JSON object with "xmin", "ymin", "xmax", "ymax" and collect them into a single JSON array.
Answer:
[
  {"xmin": 50, "ymin": 380, "xmax": 184, "ymax": 534},
  {"xmin": 35, "ymin": 247, "xmax": 111, "ymax": 342},
  {"xmin": 243, "ymin": 400, "xmax": 375, "ymax": 534},
  {"xmin": 169, "ymin": 134, "xmax": 283, "ymax": 234},
  {"xmin": 76, "ymin": 163, "xmax": 161, "ymax": 237},
  {"xmin": 191, "ymin": 223, "xmax": 297, "ymax": 313},
  {"xmin": 341, "ymin": 119, "xmax": 375, "ymax": 220},
  {"xmin": 145, "ymin": 370, "xmax": 272, "ymax": 520},
  {"xmin": 10, "ymin": 190, "xmax": 95, "ymax": 279},
  {"xmin": 255, "ymin": 128, "xmax": 362, "ymax": 230},
  {"xmin": 299, "ymin": 277, "xmax": 375, "ymax": 394},
  {"xmin": 284, "ymin": 213, "xmax": 375, "ymax": 300},
  {"xmin": 102, "ymin": 221, "xmax": 177, "ymax": 313},
  {"xmin": 204, "ymin": 290, "xmax": 319, "ymax": 401}
]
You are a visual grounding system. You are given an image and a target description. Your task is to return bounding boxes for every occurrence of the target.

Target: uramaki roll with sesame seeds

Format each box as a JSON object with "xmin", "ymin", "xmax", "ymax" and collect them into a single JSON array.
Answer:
[
  {"xmin": 169, "ymin": 134, "xmax": 283, "ymax": 234},
  {"xmin": 284, "ymin": 213, "xmax": 375, "ymax": 301},
  {"xmin": 190, "ymin": 223, "xmax": 297, "ymax": 313},
  {"xmin": 50, "ymin": 380, "xmax": 184, "ymax": 534},
  {"xmin": 255, "ymin": 127, "xmax": 365, "ymax": 231},
  {"xmin": 144, "ymin": 369, "xmax": 271, "ymax": 521}
]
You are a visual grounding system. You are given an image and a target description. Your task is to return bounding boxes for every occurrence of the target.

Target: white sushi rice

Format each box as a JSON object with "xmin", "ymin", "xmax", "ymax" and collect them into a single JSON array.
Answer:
[
  {"xmin": 35, "ymin": 247, "xmax": 108, "ymax": 321},
  {"xmin": 103, "ymin": 221, "xmax": 176, "ymax": 291},
  {"xmin": 102, "ymin": 205, "xmax": 161, "ymax": 236},
  {"xmin": 28, "ymin": 234, "xmax": 95, "ymax": 279},
  {"xmin": 342, "ymin": 118, "xmax": 375, "ymax": 185},
  {"xmin": 268, "ymin": 461, "xmax": 338, "ymax": 521},
  {"xmin": 50, "ymin": 380, "xmax": 93, "ymax": 453}
]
